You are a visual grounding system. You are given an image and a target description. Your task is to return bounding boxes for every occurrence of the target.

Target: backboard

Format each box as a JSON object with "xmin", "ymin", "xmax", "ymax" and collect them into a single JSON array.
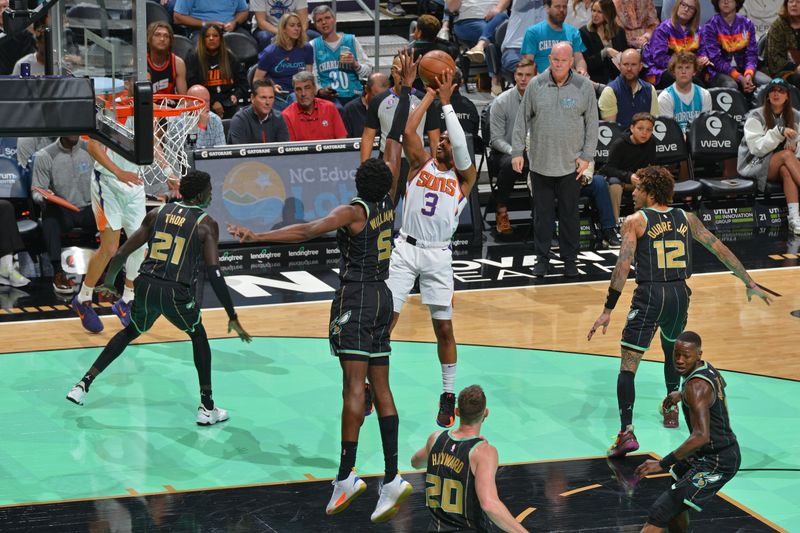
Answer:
[{"xmin": 0, "ymin": 0, "xmax": 153, "ymax": 164}]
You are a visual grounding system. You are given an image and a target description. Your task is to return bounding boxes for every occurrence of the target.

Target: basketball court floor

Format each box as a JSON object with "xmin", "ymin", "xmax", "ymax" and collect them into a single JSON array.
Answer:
[{"xmin": 0, "ymin": 226, "xmax": 797, "ymax": 532}]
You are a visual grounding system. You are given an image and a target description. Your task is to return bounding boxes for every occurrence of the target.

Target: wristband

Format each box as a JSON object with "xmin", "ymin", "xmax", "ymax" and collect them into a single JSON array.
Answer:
[
  {"xmin": 605, "ymin": 287, "xmax": 621, "ymax": 310},
  {"xmin": 659, "ymin": 452, "xmax": 677, "ymax": 470}
]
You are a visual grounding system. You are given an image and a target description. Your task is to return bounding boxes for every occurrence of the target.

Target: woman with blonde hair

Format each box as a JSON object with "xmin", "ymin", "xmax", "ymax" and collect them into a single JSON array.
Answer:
[
  {"xmin": 253, "ymin": 12, "xmax": 313, "ymax": 110},
  {"xmin": 579, "ymin": 0, "xmax": 628, "ymax": 83}
]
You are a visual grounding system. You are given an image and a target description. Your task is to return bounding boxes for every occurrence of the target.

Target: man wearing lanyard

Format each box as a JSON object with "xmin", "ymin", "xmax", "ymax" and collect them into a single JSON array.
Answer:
[{"xmin": 227, "ymin": 79, "xmax": 290, "ymax": 144}]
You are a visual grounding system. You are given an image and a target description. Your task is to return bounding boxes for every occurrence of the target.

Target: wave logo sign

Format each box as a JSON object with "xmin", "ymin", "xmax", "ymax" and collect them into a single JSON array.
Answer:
[
  {"xmin": 716, "ymin": 92, "xmax": 732, "ymax": 112},
  {"xmin": 653, "ymin": 120, "xmax": 667, "ymax": 141},
  {"xmin": 706, "ymin": 116, "xmax": 722, "ymax": 137},
  {"xmin": 222, "ymin": 161, "xmax": 286, "ymax": 226},
  {"xmin": 598, "ymin": 125, "xmax": 613, "ymax": 146}
]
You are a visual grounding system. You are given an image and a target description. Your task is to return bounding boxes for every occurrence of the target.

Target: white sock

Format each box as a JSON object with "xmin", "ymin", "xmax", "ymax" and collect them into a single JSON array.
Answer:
[
  {"xmin": 0, "ymin": 254, "xmax": 12, "ymax": 274},
  {"xmin": 788, "ymin": 203, "xmax": 799, "ymax": 221},
  {"xmin": 78, "ymin": 282, "xmax": 94, "ymax": 303},
  {"xmin": 441, "ymin": 364, "xmax": 457, "ymax": 394},
  {"xmin": 122, "ymin": 285, "xmax": 135, "ymax": 303}
]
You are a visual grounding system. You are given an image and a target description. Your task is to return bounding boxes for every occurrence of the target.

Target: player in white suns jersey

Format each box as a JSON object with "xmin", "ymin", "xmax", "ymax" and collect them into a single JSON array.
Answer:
[{"xmin": 388, "ymin": 70, "xmax": 478, "ymax": 428}]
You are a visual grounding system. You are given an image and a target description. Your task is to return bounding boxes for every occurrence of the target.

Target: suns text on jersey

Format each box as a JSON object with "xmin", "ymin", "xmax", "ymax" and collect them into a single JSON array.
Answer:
[{"xmin": 415, "ymin": 170, "xmax": 458, "ymax": 196}]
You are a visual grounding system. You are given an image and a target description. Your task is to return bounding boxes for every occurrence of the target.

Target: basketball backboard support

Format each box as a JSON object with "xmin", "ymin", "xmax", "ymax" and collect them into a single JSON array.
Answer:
[{"xmin": 0, "ymin": 0, "xmax": 153, "ymax": 165}]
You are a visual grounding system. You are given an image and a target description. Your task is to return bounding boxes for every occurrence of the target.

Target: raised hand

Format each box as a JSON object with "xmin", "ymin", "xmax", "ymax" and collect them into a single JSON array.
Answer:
[
  {"xmin": 397, "ymin": 48, "xmax": 420, "ymax": 88},
  {"xmin": 435, "ymin": 69, "xmax": 456, "ymax": 106}
]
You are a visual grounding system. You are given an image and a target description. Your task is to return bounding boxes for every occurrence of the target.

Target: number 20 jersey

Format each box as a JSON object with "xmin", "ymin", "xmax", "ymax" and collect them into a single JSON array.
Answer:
[
  {"xmin": 403, "ymin": 158, "xmax": 467, "ymax": 243},
  {"xmin": 635, "ymin": 207, "xmax": 692, "ymax": 283},
  {"xmin": 140, "ymin": 203, "xmax": 206, "ymax": 286}
]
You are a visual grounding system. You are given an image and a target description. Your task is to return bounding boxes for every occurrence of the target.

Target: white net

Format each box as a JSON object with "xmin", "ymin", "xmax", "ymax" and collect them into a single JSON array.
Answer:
[{"xmin": 139, "ymin": 96, "xmax": 204, "ymax": 186}]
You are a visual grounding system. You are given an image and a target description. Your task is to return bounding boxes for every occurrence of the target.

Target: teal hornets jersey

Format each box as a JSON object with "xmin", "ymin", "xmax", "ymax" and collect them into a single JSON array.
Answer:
[
  {"xmin": 634, "ymin": 207, "xmax": 692, "ymax": 283},
  {"xmin": 312, "ymin": 34, "xmax": 361, "ymax": 98}
]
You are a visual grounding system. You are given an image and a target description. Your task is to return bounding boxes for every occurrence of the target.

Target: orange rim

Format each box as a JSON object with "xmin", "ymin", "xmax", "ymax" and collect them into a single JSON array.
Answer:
[{"xmin": 110, "ymin": 94, "xmax": 206, "ymax": 119}]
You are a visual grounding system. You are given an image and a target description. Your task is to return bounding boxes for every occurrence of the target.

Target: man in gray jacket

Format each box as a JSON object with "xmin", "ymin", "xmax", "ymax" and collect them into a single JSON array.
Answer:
[{"xmin": 511, "ymin": 42, "xmax": 598, "ymax": 277}]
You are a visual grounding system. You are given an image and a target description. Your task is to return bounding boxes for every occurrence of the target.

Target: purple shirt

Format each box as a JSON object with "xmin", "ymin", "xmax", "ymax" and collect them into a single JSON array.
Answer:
[
  {"xmin": 643, "ymin": 20, "xmax": 701, "ymax": 83},
  {"xmin": 256, "ymin": 43, "xmax": 313, "ymax": 90},
  {"xmin": 699, "ymin": 14, "xmax": 758, "ymax": 80}
]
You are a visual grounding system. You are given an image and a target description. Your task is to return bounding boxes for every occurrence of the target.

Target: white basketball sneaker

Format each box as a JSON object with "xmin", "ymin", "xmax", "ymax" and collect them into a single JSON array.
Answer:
[
  {"xmin": 66, "ymin": 382, "xmax": 87, "ymax": 406},
  {"xmin": 370, "ymin": 475, "xmax": 413, "ymax": 523},
  {"xmin": 326, "ymin": 470, "xmax": 367, "ymax": 515},
  {"xmin": 196, "ymin": 405, "xmax": 229, "ymax": 426}
]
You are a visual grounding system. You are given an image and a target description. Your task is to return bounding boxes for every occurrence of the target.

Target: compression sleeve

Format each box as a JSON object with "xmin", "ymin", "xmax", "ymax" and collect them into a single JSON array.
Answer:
[
  {"xmin": 387, "ymin": 86, "xmax": 411, "ymax": 143},
  {"xmin": 207, "ymin": 265, "xmax": 237, "ymax": 321},
  {"xmin": 442, "ymin": 104, "xmax": 472, "ymax": 171}
]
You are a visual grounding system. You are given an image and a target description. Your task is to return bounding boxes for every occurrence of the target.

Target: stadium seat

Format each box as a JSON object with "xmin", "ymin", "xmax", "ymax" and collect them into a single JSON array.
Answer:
[
  {"xmin": 485, "ymin": 20, "xmax": 512, "ymax": 87},
  {"xmin": 688, "ymin": 111, "xmax": 756, "ymax": 198},
  {"xmin": 762, "ymin": 180, "xmax": 784, "ymax": 200},
  {"xmin": 222, "ymin": 118, "xmax": 231, "ymax": 139},
  {"xmin": 145, "ymin": 0, "xmax": 170, "ymax": 25},
  {"xmin": 173, "ymin": 34, "xmax": 194, "ymax": 62},
  {"xmin": 224, "ymin": 32, "xmax": 259, "ymax": 69},
  {"xmin": 652, "ymin": 116, "xmax": 690, "ymax": 165},
  {"xmin": 594, "ymin": 121, "xmax": 627, "ymax": 167},
  {"xmin": 708, "ymin": 87, "xmax": 749, "ymax": 124}
]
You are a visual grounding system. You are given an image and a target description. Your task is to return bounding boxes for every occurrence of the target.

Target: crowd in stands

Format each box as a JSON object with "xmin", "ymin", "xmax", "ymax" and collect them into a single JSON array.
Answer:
[{"xmin": 1, "ymin": 0, "xmax": 799, "ymax": 293}]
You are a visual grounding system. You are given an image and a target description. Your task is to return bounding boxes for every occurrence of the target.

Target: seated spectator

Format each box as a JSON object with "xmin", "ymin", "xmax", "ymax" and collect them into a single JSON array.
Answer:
[
  {"xmin": 567, "ymin": 0, "xmax": 593, "ymax": 27},
  {"xmin": 147, "ymin": 22, "xmax": 188, "ymax": 95},
  {"xmin": 182, "ymin": 85, "xmax": 227, "ymax": 148},
  {"xmin": 643, "ymin": 0, "xmax": 709, "ymax": 88},
  {"xmin": 448, "ymin": 0, "xmax": 510, "ymax": 95},
  {"xmin": 598, "ymin": 49, "xmax": 659, "ymax": 127},
  {"xmin": 11, "ymin": 22, "xmax": 46, "ymax": 76},
  {"xmin": 31, "ymin": 137, "xmax": 97, "ymax": 294},
  {"xmin": 310, "ymin": 6, "xmax": 374, "ymax": 107},
  {"xmin": 406, "ymin": 15, "xmax": 459, "ymax": 91},
  {"xmin": 0, "ymin": 199, "xmax": 29, "ymax": 287},
  {"xmin": 700, "ymin": 0, "xmax": 770, "ymax": 93},
  {"xmin": 341, "ymin": 72, "xmax": 391, "ymax": 137},
  {"xmin": 737, "ymin": 78, "xmax": 800, "ymax": 234},
  {"xmin": 282, "ymin": 71, "xmax": 348, "ymax": 141},
  {"xmin": 499, "ymin": 0, "xmax": 546, "ymax": 75},
  {"xmin": 254, "ymin": 12, "xmax": 314, "ymax": 111},
  {"xmin": 580, "ymin": 0, "xmax": 628, "ymax": 84},
  {"xmin": 596, "ymin": 112, "xmax": 656, "ymax": 221},
  {"xmin": 522, "ymin": 0, "xmax": 588, "ymax": 75},
  {"xmin": 16, "ymin": 137, "xmax": 54, "ymax": 168},
  {"xmin": 661, "ymin": 0, "xmax": 715, "ymax": 26},
  {"xmin": 613, "ymin": 0, "xmax": 658, "ymax": 48},
  {"xmin": 173, "ymin": 0, "xmax": 249, "ymax": 38},
  {"xmin": 658, "ymin": 51, "xmax": 712, "ymax": 133},
  {"xmin": 439, "ymin": 68, "xmax": 480, "ymax": 150},
  {"xmin": 185, "ymin": 24, "xmax": 246, "ymax": 119},
  {"xmin": 579, "ymin": 164, "xmax": 623, "ymax": 248},
  {"xmin": 227, "ymin": 79, "xmax": 290, "ymax": 144},
  {"xmin": 0, "ymin": 0, "xmax": 35, "ymax": 75},
  {"xmin": 252, "ymin": 0, "xmax": 315, "ymax": 52},
  {"xmin": 765, "ymin": 0, "xmax": 800, "ymax": 89},
  {"xmin": 490, "ymin": 59, "xmax": 536, "ymax": 235}
]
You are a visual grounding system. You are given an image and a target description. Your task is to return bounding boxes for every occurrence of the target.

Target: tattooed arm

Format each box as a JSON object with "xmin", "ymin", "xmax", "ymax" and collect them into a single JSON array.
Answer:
[
  {"xmin": 686, "ymin": 212, "xmax": 772, "ymax": 305},
  {"xmin": 587, "ymin": 214, "xmax": 643, "ymax": 340}
]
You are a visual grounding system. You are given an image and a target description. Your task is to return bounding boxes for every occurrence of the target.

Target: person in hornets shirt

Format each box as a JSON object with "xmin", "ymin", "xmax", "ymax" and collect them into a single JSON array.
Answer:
[{"xmin": 388, "ymin": 69, "xmax": 478, "ymax": 429}]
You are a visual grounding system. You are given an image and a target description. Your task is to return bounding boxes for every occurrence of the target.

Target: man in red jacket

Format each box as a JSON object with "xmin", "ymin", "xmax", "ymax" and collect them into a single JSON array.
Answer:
[{"xmin": 283, "ymin": 71, "xmax": 348, "ymax": 141}]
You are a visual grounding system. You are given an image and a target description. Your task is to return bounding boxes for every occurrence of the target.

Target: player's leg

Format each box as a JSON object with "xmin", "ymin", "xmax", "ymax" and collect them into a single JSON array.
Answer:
[
  {"xmin": 112, "ymin": 186, "xmax": 147, "ymax": 327},
  {"xmin": 386, "ymin": 241, "xmax": 419, "ymax": 334},
  {"xmin": 326, "ymin": 356, "xmax": 370, "ymax": 515},
  {"xmin": 658, "ymin": 283, "xmax": 691, "ymax": 428}
]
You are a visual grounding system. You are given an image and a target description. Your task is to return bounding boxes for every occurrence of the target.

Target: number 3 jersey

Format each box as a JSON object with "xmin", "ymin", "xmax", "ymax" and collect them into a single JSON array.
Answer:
[
  {"xmin": 403, "ymin": 158, "xmax": 466, "ymax": 243},
  {"xmin": 337, "ymin": 195, "xmax": 394, "ymax": 283},
  {"xmin": 635, "ymin": 207, "xmax": 693, "ymax": 283},
  {"xmin": 140, "ymin": 203, "xmax": 207, "ymax": 286},
  {"xmin": 426, "ymin": 431, "xmax": 492, "ymax": 532}
]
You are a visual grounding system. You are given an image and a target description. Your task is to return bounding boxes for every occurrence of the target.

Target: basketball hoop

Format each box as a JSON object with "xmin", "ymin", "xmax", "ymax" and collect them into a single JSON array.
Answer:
[{"xmin": 109, "ymin": 94, "xmax": 206, "ymax": 186}]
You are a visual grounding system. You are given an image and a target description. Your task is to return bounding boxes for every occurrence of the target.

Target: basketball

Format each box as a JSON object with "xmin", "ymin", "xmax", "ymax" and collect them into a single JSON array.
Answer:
[{"xmin": 418, "ymin": 50, "xmax": 456, "ymax": 89}]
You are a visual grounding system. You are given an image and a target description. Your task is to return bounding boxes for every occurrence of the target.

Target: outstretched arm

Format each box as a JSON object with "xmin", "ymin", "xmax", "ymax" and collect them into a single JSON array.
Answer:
[
  {"xmin": 437, "ymin": 70, "xmax": 478, "ymax": 196},
  {"xmin": 203, "ymin": 218, "xmax": 251, "ymax": 342},
  {"xmin": 404, "ymin": 87, "xmax": 436, "ymax": 173},
  {"xmin": 228, "ymin": 204, "xmax": 364, "ymax": 243},
  {"xmin": 385, "ymin": 50, "xmax": 418, "ymax": 201},
  {"xmin": 473, "ymin": 444, "xmax": 529, "ymax": 532},
  {"xmin": 686, "ymin": 212, "xmax": 772, "ymax": 305},
  {"xmin": 410, "ymin": 431, "xmax": 441, "ymax": 469},
  {"xmin": 636, "ymin": 379, "xmax": 713, "ymax": 478},
  {"xmin": 588, "ymin": 214, "xmax": 642, "ymax": 340}
]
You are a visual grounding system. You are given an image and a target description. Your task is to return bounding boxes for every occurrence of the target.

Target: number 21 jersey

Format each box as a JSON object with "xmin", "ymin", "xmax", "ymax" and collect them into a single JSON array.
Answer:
[
  {"xmin": 403, "ymin": 158, "xmax": 467, "ymax": 243},
  {"xmin": 140, "ymin": 203, "xmax": 206, "ymax": 286}
]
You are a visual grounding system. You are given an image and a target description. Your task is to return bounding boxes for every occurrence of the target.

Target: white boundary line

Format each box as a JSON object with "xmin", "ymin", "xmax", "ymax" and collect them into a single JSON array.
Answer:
[{"xmin": 1, "ymin": 264, "xmax": 797, "ymax": 327}]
